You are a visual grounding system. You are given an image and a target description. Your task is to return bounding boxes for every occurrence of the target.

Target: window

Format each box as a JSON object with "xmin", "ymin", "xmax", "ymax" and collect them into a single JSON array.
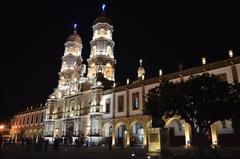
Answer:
[
  {"xmin": 41, "ymin": 112, "xmax": 44, "ymax": 123},
  {"xmin": 132, "ymin": 92, "xmax": 140, "ymax": 110},
  {"xmin": 18, "ymin": 118, "xmax": 21, "ymax": 126},
  {"xmin": 27, "ymin": 115, "xmax": 30, "ymax": 124},
  {"xmin": 31, "ymin": 115, "xmax": 34, "ymax": 124},
  {"xmin": 118, "ymin": 95, "xmax": 124, "ymax": 112},
  {"xmin": 105, "ymin": 98, "xmax": 111, "ymax": 113},
  {"xmin": 14, "ymin": 119, "xmax": 17, "ymax": 126},
  {"xmin": 35, "ymin": 114, "xmax": 39, "ymax": 124}
]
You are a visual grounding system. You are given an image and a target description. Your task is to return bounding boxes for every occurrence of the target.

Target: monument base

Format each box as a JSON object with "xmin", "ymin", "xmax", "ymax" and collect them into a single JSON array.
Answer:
[
  {"xmin": 89, "ymin": 136, "xmax": 103, "ymax": 146},
  {"xmin": 147, "ymin": 127, "xmax": 169, "ymax": 155}
]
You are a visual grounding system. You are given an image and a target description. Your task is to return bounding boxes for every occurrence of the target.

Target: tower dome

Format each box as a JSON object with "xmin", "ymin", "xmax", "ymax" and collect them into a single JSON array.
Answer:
[
  {"xmin": 93, "ymin": 13, "xmax": 112, "ymax": 25},
  {"xmin": 67, "ymin": 31, "xmax": 82, "ymax": 43}
]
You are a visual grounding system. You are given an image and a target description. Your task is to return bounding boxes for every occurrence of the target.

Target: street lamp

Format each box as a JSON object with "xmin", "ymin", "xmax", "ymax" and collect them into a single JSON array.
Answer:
[{"xmin": 0, "ymin": 125, "xmax": 4, "ymax": 130}]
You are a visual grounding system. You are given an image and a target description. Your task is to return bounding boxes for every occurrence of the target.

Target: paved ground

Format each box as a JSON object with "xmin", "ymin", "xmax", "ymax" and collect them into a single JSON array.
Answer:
[{"xmin": 1, "ymin": 144, "xmax": 240, "ymax": 159}]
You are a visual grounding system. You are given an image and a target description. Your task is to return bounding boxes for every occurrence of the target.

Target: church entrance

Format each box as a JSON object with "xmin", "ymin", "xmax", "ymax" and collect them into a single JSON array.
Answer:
[{"xmin": 65, "ymin": 121, "xmax": 74, "ymax": 144}]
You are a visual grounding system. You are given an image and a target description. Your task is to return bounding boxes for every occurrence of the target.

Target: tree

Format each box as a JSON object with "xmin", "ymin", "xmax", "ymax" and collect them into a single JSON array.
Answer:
[
  {"xmin": 144, "ymin": 73, "xmax": 236, "ymax": 159},
  {"xmin": 231, "ymin": 83, "xmax": 240, "ymax": 139},
  {"xmin": 144, "ymin": 80, "xmax": 179, "ymax": 127}
]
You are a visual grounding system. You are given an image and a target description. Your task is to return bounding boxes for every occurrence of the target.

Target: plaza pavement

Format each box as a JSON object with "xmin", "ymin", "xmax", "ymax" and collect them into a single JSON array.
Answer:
[{"xmin": 1, "ymin": 143, "xmax": 240, "ymax": 159}]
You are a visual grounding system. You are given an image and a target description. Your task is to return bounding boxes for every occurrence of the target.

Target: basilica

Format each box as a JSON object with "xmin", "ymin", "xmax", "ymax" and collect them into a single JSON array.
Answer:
[{"xmin": 10, "ymin": 8, "xmax": 240, "ymax": 147}]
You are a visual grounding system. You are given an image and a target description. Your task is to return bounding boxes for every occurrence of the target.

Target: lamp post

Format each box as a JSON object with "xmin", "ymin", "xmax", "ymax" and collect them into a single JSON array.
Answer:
[
  {"xmin": 0, "ymin": 125, "xmax": 4, "ymax": 134},
  {"xmin": 0, "ymin": 125, "xmax": 4, "ymax": 130}
]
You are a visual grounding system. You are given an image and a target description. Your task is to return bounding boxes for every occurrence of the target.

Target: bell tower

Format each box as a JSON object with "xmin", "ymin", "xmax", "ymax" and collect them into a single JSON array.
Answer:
[
  {"xmin": 53, "ymin": 24, "xmax": 86, "ymax": 98},
  {"xmin": 87, "ymin": 5, "xmax": 116, "ymax": 82}
]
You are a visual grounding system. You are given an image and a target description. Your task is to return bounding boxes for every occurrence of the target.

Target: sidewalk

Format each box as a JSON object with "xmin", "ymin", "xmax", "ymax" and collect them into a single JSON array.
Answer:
[{"xmin": 1, "ymin": 143, "xmax": 240, "ymax": 159}]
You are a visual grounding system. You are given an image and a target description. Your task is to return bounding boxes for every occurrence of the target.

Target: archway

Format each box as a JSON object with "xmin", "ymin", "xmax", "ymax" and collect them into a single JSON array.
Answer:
[
  {"xmin": 102, "ymin": 123, "xmax": 112, "ymax": 144},
  {"xmin": 165, "ymin": 118, "xmax": 184, "ymax": 146},
  {"xmin": 129, "ymin": 122, "xmax": 144, "ymax": 146},
  {"xmin": 115, "ymin": 122, "xmax": 127, "ymax": 146}
]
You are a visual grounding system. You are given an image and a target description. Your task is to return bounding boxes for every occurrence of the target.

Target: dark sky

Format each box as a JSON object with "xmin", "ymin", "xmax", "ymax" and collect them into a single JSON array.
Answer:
[{"xmin": 0, "ymin": 1, "xmax": 239, "ymax": 122}]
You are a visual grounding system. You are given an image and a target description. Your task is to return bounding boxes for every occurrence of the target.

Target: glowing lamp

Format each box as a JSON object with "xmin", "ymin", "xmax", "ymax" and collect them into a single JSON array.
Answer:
[
  {"xmin": 159, "ymin": 69, "xmax": 162, "ymax": 76},
  {"xmin": 0, "ymin": 125, "xmax": 4, "ymax": 129},
  {"xmin": 229, "ymin": 49, "xmax": 233, "ymax": 58},
  {"xmin": 97, "ymin": 81, "xmax": 102, "ymax": 86},
  {"xmin": 126, "ymin": 78, "xmax": 130, "ymax": 85},
  {"xmin": 202, "ymin": 57, "xmax": 206, "ymax": 65}
]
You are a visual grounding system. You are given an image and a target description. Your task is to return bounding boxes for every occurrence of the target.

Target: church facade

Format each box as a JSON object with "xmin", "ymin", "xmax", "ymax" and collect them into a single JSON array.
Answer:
[{"xmin": 10, "ymin": 11, "xmax": 240, "ymax": 147}]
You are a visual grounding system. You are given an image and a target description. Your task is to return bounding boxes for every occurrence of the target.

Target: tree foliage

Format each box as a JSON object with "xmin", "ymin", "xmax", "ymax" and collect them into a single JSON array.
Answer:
[
  {"xmin": 144, "ymin": 73, "xmax": 239, "ymax": 159},
  {"xmin": 230, "ymin": 83, "xmax": 240, "ymax": 138}
]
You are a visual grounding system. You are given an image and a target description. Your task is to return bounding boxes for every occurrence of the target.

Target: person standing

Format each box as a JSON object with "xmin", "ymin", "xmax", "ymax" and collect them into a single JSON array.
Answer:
[
  {"xmin": 74, "ymin": 138, "xmax": 79, "ymax": 151},
  {"xmin": 85, "ymin": 139, "xmax": 89, "ymax": 148}
]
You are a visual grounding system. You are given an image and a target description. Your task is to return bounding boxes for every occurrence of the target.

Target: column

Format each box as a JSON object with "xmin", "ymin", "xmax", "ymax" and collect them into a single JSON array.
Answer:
[
  {"xmin": 112, "ymin": 127, "xmax": 115, "ymax": 146},
  {"xmin": 210, "ymin": 123, "xmax": 218, "ymax": 145},
  {"xmin": 143, "ymin": 125, "xmax": 147, "ymax": 146},
  {"xmin": 184, "ymin": 123, "xmax": 191, "ymax": 147},
  {"xmin": 126, "ymin": 128, "xmax": 130, "ymax": 146}
]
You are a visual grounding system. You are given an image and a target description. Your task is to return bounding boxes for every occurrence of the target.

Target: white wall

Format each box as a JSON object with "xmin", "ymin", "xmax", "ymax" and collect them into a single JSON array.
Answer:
[
  {"xmin": 217, "ymin": 120, "xmax": 233, "ymax": 134},
  {"xmin": 144, "ymin": 83, "xmax": 159, "ymax": 96},
  {"xmin": 208, "ymin": 66, "xmax": 233, "ymax": 83},
  {"xmin": 235, "ymin": 64, "xmax": 240, "ymax": 82}
]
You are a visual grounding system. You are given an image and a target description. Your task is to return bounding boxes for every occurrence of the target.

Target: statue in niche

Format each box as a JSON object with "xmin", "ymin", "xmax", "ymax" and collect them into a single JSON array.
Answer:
[{"xmin": 95, "ymin": 90, "xmax": 102, "ymax": 106}]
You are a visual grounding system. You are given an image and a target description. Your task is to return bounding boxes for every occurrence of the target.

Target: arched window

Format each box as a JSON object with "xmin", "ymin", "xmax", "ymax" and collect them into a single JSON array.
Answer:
[{"xmin": 31, "ymin": 114, "xmax": 34, "ymax": 124}]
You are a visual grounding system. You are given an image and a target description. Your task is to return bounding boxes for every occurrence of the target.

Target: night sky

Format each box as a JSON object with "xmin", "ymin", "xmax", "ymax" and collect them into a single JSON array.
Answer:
[{"xmin": 0, "ymin": 1, "xmax": 239, "ymax": 122}]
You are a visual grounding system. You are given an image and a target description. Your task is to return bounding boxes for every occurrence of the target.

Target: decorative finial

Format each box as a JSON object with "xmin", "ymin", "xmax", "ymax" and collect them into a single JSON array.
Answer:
[
  {"xmin": 74, "ymin": 23, "xmax": 77, "ymax": 33},
  {"xmin": 139, "ymin": 59, "xmax": 143, "ymax": 66},
  {"xmin": 102, "ymin": 4, "xmax": 106, "ymax": 12}
]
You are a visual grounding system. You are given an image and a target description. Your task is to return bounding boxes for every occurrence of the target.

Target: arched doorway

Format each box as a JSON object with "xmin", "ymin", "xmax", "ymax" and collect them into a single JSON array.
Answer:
[
  {"xmin": 102, "ymin": 123, "xmax": 112, "ymax": 144},
  {"xmin": 115, "ymin": 123, "xmax": 127, "ymax": 146},
  {"xmin": 165, "ymin": 118, "xmax": 184, "ymax": 146},
  {"xmin": 130, "ymin": 122, "xmax": 144, "ymax": 147}
]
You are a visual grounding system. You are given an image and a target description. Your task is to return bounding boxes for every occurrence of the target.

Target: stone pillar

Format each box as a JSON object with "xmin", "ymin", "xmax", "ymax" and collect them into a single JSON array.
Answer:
[
  {"xmin": 126, "ymin": 128, "xmax": 130, "ymax": 146},
  {"xmin": 147, "ymin": 127, "xmax": 169, "ymax": 155},
  {"xmin": 144, "ymin": 126, "xmax": 147, "ymax": 146},
  {"xmin": 184, "ymin": 123, "xmax": 191, "ymax": 147},
  {"xmin": 211, "ymin": 123, "xmax": 218, "ymax": 145},
  {"xmin": 112, "ymin": 127, "xmax": 115, "ymax": 146}
]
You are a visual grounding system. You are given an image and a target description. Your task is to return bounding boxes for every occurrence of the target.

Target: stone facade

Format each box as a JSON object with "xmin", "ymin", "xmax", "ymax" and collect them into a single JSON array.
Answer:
[
  {"xmin": 10, "ymin": 105, "xmax": 46, "ymax": 141},
  {"xmin": 10, "ymin": 10, "xmax": 240, "ymax": 147}
]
